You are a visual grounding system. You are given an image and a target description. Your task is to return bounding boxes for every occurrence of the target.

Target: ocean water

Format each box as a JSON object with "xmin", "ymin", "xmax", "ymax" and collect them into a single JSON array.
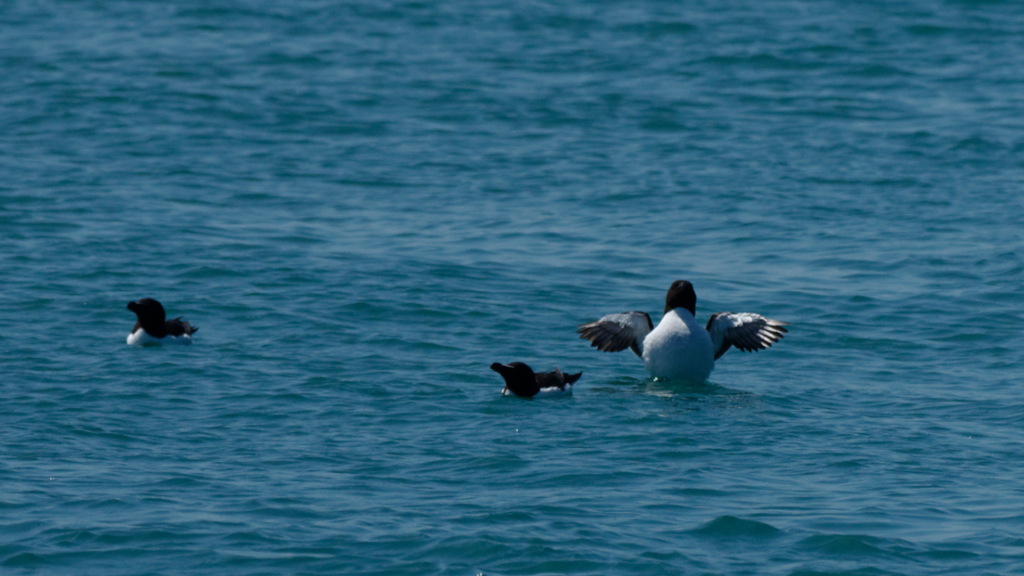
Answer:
[{"xmin": 3, "ymin": 0, "xmax": 1024, "ymax": 574}]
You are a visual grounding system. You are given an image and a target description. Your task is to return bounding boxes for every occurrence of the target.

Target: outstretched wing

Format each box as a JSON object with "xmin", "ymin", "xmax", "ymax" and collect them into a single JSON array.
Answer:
[
  {"xmin": 706, "ymin": 312, "xmax": 788, "ymax": 360},
  {"xmin": 577, "ymin": 312, "xmax": 653, "ymax": 358}
]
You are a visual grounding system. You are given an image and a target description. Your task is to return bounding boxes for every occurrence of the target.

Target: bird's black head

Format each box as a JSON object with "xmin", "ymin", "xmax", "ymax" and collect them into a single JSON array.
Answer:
[
  {"xmin": 664, "ymin": 280, "xmax": 697, "ymax": 316},
  {"xmin": 490, "ymin": 362, "xmax": 540, "ymax": 398},
  {"xmin": 127, "ymin": 298, "xmax": 167, "ymax": 332}
]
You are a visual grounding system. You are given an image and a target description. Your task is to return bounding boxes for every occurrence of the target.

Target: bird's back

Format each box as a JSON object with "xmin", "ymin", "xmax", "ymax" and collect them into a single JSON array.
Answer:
[{"xmin": 642, "ymin": 309, "xmax": 715, "ymax": 382}]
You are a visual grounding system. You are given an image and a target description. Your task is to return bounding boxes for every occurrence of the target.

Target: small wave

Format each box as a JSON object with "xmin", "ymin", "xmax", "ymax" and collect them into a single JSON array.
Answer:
[
  {"xmin": 797, "ymin": 534, "xmax": 908, "ymax": 558},
  {"xmin": 691, "ymin": 515, "xmax": 783, "ymax": 539}
]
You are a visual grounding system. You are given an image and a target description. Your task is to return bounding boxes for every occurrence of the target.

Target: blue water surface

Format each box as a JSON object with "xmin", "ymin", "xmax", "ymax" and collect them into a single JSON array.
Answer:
[{"xmin": 3, "ymin": 1, "xmax": 1024, "ymax": 574}]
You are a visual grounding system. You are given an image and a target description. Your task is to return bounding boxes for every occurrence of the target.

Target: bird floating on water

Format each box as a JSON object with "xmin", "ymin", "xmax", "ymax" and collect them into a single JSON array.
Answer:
[
  {"xmin": 490, "ymin": 362, "xmax": 582, "ymax": 398},
  {"xmin": 126, "ymin": 298, "xmax": 198, "ymax": 345},
  {"xmin": 577, "ymin": 280, "xmax": 787, "ymax": 382}
]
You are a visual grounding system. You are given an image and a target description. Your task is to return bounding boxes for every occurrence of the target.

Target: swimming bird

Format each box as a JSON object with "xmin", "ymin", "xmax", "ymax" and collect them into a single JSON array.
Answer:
[
  {"xmin": 577, "ymin": 280, "xmax": 787, "ymax": 382},
  {"xmin": 490, "ymin": 362, "xmax": 583, "ymax": 398},
  {"xmin": 126, "ymin": 298, "xmax": 198, "ymax": 345}
]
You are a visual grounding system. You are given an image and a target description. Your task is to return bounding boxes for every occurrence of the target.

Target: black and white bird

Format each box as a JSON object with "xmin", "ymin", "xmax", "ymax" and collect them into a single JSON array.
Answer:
[
  {"xmin": 126, "ymin": 298, "xmax": 198, "ymax": 345},
  {"xmin": 490, "ymin": 362, "xmax": 582, "ymax": 398},
  {"xmin": 577, "ymin": 280, "xmax": 787, "ymax": 382}
]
